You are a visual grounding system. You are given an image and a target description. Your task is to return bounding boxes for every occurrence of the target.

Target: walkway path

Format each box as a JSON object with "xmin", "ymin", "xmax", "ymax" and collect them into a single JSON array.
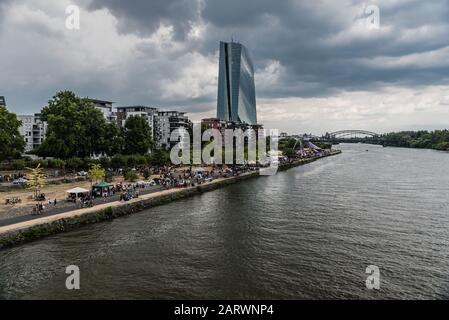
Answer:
[{"xmin": 0, "ymin": 185, "xmax": 164, "ymax": 227}]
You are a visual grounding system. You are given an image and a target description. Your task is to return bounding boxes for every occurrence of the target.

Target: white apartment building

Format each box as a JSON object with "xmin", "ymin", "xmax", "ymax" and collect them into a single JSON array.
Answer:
[
  {"xmin": 155, "ymin": 111, "xmax": 191, "ymax": 149},
  {"xmin": 116, "ymin": 106, "xmax": 158, "ymax": 139},
  {"xmin": 86, "ymin": 98, "xmax": 117, "ymax": 123},
  {"xmin": 17, "ymin": 114, "xmax": 47, "ymax": 152}
]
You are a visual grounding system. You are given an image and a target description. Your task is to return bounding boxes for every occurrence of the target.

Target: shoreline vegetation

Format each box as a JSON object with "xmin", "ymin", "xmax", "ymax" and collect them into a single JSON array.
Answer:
[
  {"xmin": 0, "ymin": 150, "xmax": 341, "ymax": 249},
  {"xmin": 345, "ymin": 130, "xmax": 449, "ymax": 151},
  {"xmin": 381, "ymin": 130, "xmax": 449, "ymax": 151}
]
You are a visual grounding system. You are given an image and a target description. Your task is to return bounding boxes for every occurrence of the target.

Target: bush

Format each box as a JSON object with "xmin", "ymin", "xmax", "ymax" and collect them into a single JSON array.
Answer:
[
  {"xmin": 49, "ymin": 158, "xmax": 66, "ymax": 169},
  {"xmin": 135, "ymin": 155, "xmax": 147, "ymax": 166},
  {"xmin": 99, "ymin": 157, "xmax": 111, "ymax": 169},
  {"xmin": 12, "ymin": 159, "xmax": 26, "ymax": 170},
  {"xmin": 66, "ymin": 157, "xmax": 84, "ymax": 170},
  {"xmin": 124, "ymin": 170, "xmax": 139, "ymax": 182},
  {"xmin": 31, "ymin": 159, "xmax": 48, "ymax": 168},
  {"xmin": 84, "ymin": 158, "xmax": 99, "ymax": 168},
  {"xmin": 149, "ymin": 149, "xmax": 170, "ymax": 166},
  {"xmin": 126, "ymin": 155, "xmax": 136, "ymax": 168},
  {"xmin": 111, "ymin": 154, "xmax": 126, "ymax": 170}
]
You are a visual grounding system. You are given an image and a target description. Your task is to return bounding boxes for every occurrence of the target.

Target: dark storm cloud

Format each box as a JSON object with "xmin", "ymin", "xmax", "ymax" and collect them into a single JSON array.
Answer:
[
  {"xmin": 199, "ymin": 0, "xmax": 449, "ymax": 97},
  {"xmin": 3, "ymin": 0, "xmax": 449, "ymax": 123},
  {"xmin": 87, "ymin": 0, "xmax": 201, "ymax": 39}
]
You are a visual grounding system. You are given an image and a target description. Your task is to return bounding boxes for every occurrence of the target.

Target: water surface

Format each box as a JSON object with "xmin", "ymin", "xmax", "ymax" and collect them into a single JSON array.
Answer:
[{"xmin": 1, "ymin": 144, "xmax": 449, "ymax": 299}]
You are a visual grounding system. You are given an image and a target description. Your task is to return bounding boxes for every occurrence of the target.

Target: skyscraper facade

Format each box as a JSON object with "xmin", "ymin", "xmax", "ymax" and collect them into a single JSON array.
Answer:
[{"xmin": 217, "ymin": 41, "xmax": 257, "ymax": 125}]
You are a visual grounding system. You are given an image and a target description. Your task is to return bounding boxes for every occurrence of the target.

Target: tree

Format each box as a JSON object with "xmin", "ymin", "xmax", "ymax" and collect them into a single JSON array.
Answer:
[
  {"xmin": 49, "ymin": 158, "xmax": 66, "ymax": 169},
  {"xmin": 103, "ymin": 122, "xmax": 124, "ymax": 156},
  {"xmin": 149, "ymin": 149, "xmax": 170, "ymax": 166},
  {"xmin": 124, "ymin": 170, "xmax": 139, "ymax": 182},
  {"xmin": 111, "ymin": 154, "xmax": 127, "ymax": 170},
  {"xmin": 12, "ymin": 159, "xmax": 26, "ymax": 170},
  {"xmin": 0, "ymin": 107, "xmax": 25, "ymax": 161},
  {"xmin": 88, "ymin": 164, "xmax": 105, "ymax": 184},
  {"xmin": 38, "ymin": 91, "xmax": 108, "ymax": 159},
  {"xmin": 27, "ymin": 164, "xmax": 45, "ymax": 199},
  {"xmin": 66, "ymin": 157, "xmax": 84, "ymax": 170},
  {"xmin": 123, "ymin": 115, "xmax": 153, "ymax": 155}
]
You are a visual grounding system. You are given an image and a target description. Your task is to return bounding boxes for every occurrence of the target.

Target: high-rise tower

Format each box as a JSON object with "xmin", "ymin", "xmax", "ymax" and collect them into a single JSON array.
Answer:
[{"xmin": 217, "ymin": 41, "xmax": 257, "ymax": 124}]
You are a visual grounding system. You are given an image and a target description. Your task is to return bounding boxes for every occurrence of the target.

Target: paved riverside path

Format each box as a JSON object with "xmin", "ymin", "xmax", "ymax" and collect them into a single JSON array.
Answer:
[
  {"xmin": 0, "ymin": 186, "xmax": 164, "ymax": 227},
  {"xmin": 0, "ymin": 173, "xmax": 254, "ymax": 236}
]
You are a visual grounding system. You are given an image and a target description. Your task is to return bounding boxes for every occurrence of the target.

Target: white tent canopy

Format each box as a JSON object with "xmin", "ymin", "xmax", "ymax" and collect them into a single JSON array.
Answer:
[{"xmin": 66, "ymin": 187, "xmax": 89, "ymax": 194}]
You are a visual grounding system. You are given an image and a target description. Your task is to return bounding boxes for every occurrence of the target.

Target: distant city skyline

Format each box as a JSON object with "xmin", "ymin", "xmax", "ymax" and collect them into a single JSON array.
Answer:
[{"xmin": 2, "ymin": 1, "xmax": 449, "ymax": 135}]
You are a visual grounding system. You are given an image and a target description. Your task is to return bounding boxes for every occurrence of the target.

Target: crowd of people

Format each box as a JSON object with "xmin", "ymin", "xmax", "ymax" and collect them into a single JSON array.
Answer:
[
  {"xmin": 155, "ymin": 165, "xmax": 257, "ymax": 189},
  {"xmin": 7, "ymin": 162, "xmax": 274, "ymax": 217},
  {"xmin": 0, "ymin": 173, "xmax": 25, "ymax": 183}
]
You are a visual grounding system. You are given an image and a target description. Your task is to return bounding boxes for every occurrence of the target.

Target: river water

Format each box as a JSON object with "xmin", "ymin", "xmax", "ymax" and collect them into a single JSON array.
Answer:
[{"xmin": 1, "ymin": 143, "xmax": 449, "ymax": 299}]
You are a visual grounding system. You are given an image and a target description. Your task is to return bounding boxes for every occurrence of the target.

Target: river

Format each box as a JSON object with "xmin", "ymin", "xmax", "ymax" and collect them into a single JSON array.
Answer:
[{"xmin": 1, "ymin": 143, "xmax": 449, "ymax": 299}]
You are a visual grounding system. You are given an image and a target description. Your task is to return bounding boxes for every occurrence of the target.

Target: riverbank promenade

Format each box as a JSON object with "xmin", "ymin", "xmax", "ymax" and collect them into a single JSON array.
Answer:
[{"xmin": 0, "ymin": 150, "xmax": 341, "ymax": 249}]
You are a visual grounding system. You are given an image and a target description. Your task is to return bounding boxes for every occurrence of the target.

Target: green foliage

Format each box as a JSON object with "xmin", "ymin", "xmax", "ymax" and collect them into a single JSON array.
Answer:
[
  {"xmin": 0, "ymin": 107, "xmax": 25, "ymax": 161},
  {"xmin": 103, "ymin": 122, "xmax": 124, "ymax": 156},
  {"xmin": 381, "ymin": 130, "xmax": 449, "ymax": 151},
  {"xmin": 126, "ymin": 155, "xmax": 136, "ymax": 168},
  {"xmin": 37, "ymin": 91, "xmax": 111, "ymax": 159},
  {"xmin": 88, "ymin": 163, "xmax": 105, "ymax": 183},
  {"xmin": 66, "ymin": 157, "xmax": 84, "ymax": 170},
  {"xmin": 124, "ymin": 170, "xmax": 139, "ymax": 182},
  {"xmin": 148, "ymin": 149, "xmax": 171, "ymax": 166},
  {"xmin": 30, "ymin": 159, "xmax": 48, "ymax": 168},
  {"xmin": 282, "ymin": 147, "xmax": 296, "ymax": 157},
  {"xmin": 135, "ymin": 154, "xmax": 148, "ymax": 165},
  {"xmin": 279, "ymin": 138, "xmax": 299, "ymax": 157},
  {"xmin": 26, "ymin": 164, "xmax": 46, "ymax": 199},
  {"xmin": 123, "ymin": 115, "xmax": 153, "ymax": 155},
  {"xmin": 99, "ymin": 157, "xmax": 111, "ymax": 169},
  {"xmin": 12, "ymin": 159, "xmax": 26, "ymax": 170},
  {"xmin": 49, "ymin": 158, "xmax": 65, "ymax": 169},
  {"xmin": 111, "ymin": 154, "xmax": 126, "ymax": 169}
]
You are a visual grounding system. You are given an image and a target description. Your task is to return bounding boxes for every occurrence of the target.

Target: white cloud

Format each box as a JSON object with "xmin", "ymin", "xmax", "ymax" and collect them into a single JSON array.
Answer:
[{"xmin": 258, "ymin": 86, "xmax": 449, "ymax": 134}]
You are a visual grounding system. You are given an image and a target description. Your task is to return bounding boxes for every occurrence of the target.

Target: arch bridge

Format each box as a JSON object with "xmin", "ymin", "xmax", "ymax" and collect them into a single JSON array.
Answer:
[{"xmin": 327, "ymin": 130, "xmax": 379, "ymax": 139}]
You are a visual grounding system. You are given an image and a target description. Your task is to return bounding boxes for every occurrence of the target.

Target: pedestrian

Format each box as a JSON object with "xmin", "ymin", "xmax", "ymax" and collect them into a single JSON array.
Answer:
[{"xmin": 54, "ymin": 198, "xmax": 57, "ymax": 206}]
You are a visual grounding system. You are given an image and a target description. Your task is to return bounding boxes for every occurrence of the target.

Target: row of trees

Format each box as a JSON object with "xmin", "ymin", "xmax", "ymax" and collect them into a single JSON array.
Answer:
[
  {"xmin": 2, "ymin": 151, "xmax": 171, "ymax": 172},
  {"xmin": 380, "ymin": 130, "xmax": 449, "ymax": 150},
  {"xmin": 37, "ymin": 91, "xmax": 153, "ymax": 158}
]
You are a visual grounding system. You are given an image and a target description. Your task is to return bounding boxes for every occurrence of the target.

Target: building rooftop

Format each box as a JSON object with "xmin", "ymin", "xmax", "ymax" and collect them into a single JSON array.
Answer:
[
  {"xmin": 117, "ymin": 106, "xmax": 158, "ymax": 110},
  {"xmin": 86, "ymin": 98, "xmax": 115, "ymax": 105}
]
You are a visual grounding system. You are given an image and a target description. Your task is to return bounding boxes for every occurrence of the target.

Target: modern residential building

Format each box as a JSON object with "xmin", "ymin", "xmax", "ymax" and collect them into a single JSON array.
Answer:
[
  {"xmin": 201, "ymin": 118, "xmax": 227, "ymax": 132},
  {"xmin": 116, "ymin": 106, "xmax": 158, "ymax": 138},
  {"xmin": 201, "ymin": 118, "xmax": 263, "ymax": 145},
  {"xmin": 217, "ymin": 41, "xmax": 257, "ymax": 125},
  {"xmin": 0, "ymin": 96, "xmax": 6, "ymax": 107},
  {"xmin": 155, "ymin": 111, "xmax": 191, "ymax": 149},
  {"xmin": 17, "ymin": 114, "xmax": 48, "ymax": 152},
  {"xmin": 86, "ymin": 98, "xmax": 117, "ymax": 123}
]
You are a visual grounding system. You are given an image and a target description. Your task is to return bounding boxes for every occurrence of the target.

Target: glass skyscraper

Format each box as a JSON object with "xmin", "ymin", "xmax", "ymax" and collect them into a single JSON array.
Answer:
[{"xmin": 217, "ymin": 41, "xmax": 257, "ymax": 125}]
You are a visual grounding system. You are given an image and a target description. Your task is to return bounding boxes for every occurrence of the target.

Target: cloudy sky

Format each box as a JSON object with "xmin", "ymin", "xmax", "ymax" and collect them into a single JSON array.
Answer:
[{"xmin": 1, "ymin": 0, "xmax": 449, "ymax": 134}]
